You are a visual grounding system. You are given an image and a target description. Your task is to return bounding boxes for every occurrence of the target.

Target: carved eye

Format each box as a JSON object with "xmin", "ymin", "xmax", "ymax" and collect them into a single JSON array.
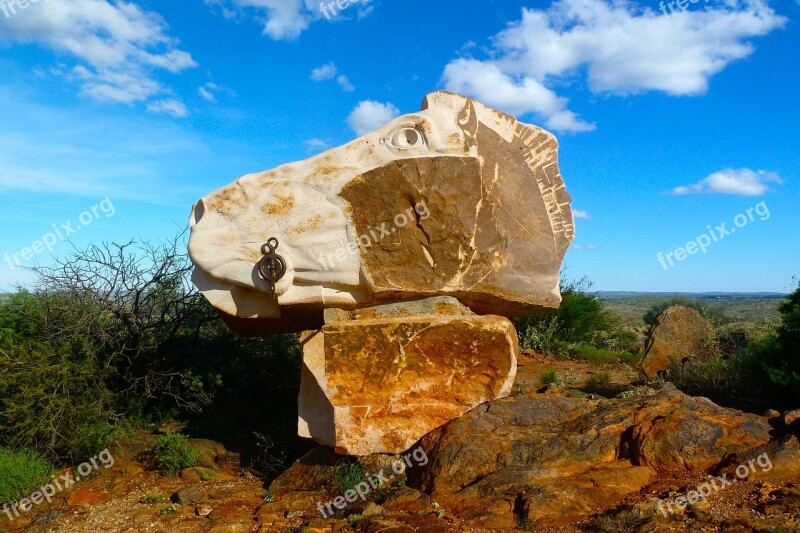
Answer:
[{"xmin": 390, "ymin": 127, "xmax": 426, "ymax": 149}]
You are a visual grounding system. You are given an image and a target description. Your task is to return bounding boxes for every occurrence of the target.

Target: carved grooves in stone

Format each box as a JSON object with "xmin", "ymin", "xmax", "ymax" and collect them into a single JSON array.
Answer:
[{"xmin": 516, "ymin": 123, "xmax": 575, "ymax": 257}]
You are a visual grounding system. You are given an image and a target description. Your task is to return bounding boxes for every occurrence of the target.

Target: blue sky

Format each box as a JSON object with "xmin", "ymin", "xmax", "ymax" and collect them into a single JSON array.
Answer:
[{"xmin": 0, "ymin": 0, "xmax": 797, "ymax": 293}]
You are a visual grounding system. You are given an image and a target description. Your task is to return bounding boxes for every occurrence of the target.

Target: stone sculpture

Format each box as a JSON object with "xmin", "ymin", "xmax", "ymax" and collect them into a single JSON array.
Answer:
[
  {"xmin": 188, "ymin": 91, "xmax": 575, "ymax": 454},
  {"xmin": 189, "ymin": 91, "xmax": 574, "ymax": 333}
]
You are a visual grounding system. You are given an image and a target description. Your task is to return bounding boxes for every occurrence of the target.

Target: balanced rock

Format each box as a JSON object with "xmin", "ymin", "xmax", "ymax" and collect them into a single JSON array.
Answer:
[
  {"xmin": 641, "ymin": 305, "xmax": 714, "ymax": 379},
  {"xmin": 299, "ymin": 297, "xmax": 518, "ymax": 455},
  {"xmin": 188, "ymin": 91, "xmax": 574, "ymax": 334}
]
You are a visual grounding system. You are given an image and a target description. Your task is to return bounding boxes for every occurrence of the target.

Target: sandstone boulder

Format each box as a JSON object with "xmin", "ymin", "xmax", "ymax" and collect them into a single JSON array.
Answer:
[
  {"xmin": 188, "ymin": 91, "xmax": 574, "ymax": 334},
  {"xmin": 298, "ymin": 298, "xmax": 518, "ymax": 455},
  {"xmin": 411, "ymin": 384, "xmax": 771, "ymax": 528},
  {"xmin": 641, "ymin": 305, "xmax": 714, "ymax": 379}
]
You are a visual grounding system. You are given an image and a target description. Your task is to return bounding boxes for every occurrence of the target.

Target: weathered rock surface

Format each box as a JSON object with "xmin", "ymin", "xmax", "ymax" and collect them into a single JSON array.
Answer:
[
  {"xmin": 641, "ymin": 305, "xmax": 714, "ymax": 379},
  {"xmin": 189, "ymin": 91, "xmax": 574, "ymax": 334},
  {"xmin": 172, "ymin": 486, "xmax": 204, "ymax": 505},
  {"xmin": 785, "ymin": 409, "xmax": 800, "ymax": 431},
  {"xmin": 8, "ymin": 407, "xmax": 799, "ymax": 533},
  {"xmin": 298, "ymin": 298, "xmax": 518, "ymax": 455},
  {"xmin": 411, "ymin": 383, "xmax": 772, "ymax": 528},
  {"xmin": 66, "ymin": 486, "xmax": 110, "ymax": 507}
]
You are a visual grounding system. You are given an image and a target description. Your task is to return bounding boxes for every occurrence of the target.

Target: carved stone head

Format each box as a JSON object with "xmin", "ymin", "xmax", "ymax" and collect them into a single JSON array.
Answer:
[{"xmin": 189, "ymin": 91, "xmax": 574, "ymax": 334}]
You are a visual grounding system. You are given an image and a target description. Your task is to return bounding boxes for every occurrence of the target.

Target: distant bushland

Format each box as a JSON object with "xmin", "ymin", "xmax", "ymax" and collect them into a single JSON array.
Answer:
[
  {"xmin": 643, "ymin": 298, "xmax": 731, "ymax": 327},
  {"xmin": 514, "ymin": 276, "xmax": 640, "ymax": 364},
  {"xmin": 659, "ymin": 281, "xmax": 800, "ymax": 410}
]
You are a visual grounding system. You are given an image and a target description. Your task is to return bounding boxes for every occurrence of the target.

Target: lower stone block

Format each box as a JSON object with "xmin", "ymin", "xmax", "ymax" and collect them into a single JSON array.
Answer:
[{"xmin": 298, "ymin": 312, "xmax": 518, "ymax": 456}]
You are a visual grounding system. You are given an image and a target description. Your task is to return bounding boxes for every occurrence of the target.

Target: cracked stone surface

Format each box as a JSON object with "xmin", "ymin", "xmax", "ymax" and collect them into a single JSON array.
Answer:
[
  {"xmin": 188, "ymin": 91, "xmax": 574, "ymax": 335},
  {"xmin": 298, "ymin": 298, "xmax": 518, "ymax": 455}
]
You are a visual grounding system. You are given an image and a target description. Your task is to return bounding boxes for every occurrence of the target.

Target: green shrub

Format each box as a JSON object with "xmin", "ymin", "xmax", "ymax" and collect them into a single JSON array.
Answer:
[
  {"xmin": 739, "ymin": 283, "xmax": 800, "ymax": 406},
  {"xmin": 597, "ymin": 328, "xmax": 642, "ymax": 354},
  {"xmin": 760, "ymin": 285, "xmax": 800, "ymax": 389},
  {"xmin": 583, "ymin": 372, "xmax": 611, "ymax": 394},
  {"xmin": 517, "ymin": 315, "xmax": 561, "ymax": 353},
  {"xmin": 539, "ymin": 369, "xmax": 561, "ymax": 385},
  {"xmin": 332, "ymin": 462, "xmax": 365, "ymax": 493},
  {"xmin": 515, "ymin": 277, "xmax": 617, "ymax": 353},
  {"xmin": 665, "ymin": 353, "xmax": 738, "ymax": 403},
  {"xmin": 554, "ymin": 291, "xmax": 616, "ymax": 343},
  {"xmin": 0, "ymin": 237, "xmax": 222, "ymax": 461},
  {"xmin": 0, "ymin": 234, "xmax": 303, "ymax": 468},
  {"xmin": 0, "ymin": 447, "xmax": 54, "ymax": 504},
  {"xmin": 158, "ymin": 504, "xmax": 181, "ymax": 517},
  {"xmin": 0, "ymin": 291, "xmax": 123, "ymax": 461},
  {"xmin": 152, "ymin": 433, "xmax": 198, "ymax": 475},
  {"xmin": 585, "ymin": 373, "xmax": 611, "ymax": 391}
]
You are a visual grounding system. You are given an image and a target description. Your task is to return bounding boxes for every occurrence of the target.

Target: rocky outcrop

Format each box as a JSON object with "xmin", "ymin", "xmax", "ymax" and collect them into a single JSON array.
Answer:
[
  {"xmin": 411, "ymin": 383, "xmax": 772, "ymax": 528},
  {"xmin": 188, "ymin": 91, "xmax": 574, "ymax": 334},
  {"xmin": 262, "ymin": 382, "xmax": 779, "ymax": 529},
  {"xmin": 641, "ymin": 305, "xmax": 714, "ymax": 379},
  {"xmin": 298, "ymin": 297, "xmax": 518, "ymax": 455},
  {"xmin": 9, "ymin": 402, "xmax": 797, "ymax": 533}
]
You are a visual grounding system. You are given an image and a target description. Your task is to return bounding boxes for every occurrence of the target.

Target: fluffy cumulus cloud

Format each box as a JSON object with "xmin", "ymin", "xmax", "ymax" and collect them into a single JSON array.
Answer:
[
  {"xmin": 673, "ymin": 168, "xmax": 783, "ymax": 196},
  {"xmin": 573, "ymin": 209, "xmax": 591, "ymax": 220},
  {"xmin": 442, "ymin": 0, "xmax": 785, "ymax": 132},
  {"xmin": 206, "ymin": 0, "xmax": 374, "ymax": 40},
  {"xmin": 0, "ymin": 0, "xmax": 195, "ymax": 113},
  {"xmin": 347, "ymin": 100, "xmax": 399, "ymax": 136}
]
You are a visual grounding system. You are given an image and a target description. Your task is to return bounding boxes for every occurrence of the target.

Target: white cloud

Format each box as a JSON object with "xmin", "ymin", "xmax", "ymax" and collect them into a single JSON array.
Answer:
[
  {"xmin": 147, "ymin": 99, "xmax": 188, "ymax": 118},
  {"xmin": 205, "ymin": 0, "xmax": 365, "ymax": 40},
  {"xmin": 303, "ymin": 138, "xmax": 329, "ymax": 151},
  {"xmin": 198, "ymin": 81, "xmax": 233, "ymax": 102},
  {"xmin": 348, "ymin": 101, "xmax": 400, "ymax": 136},
  {"xmin": 199, "ymin": 87, "xmax": 216, "ymax": 102},
  {"xmin": 443, "ymin": 59, "xmax": 596, "ymax": 133},
  {"xmin": 573, "ymin": 209, "xmax": 591, "ymax": 220},
  {"xmin": 337, "ymin": 75, "xmax": 355, "ymax": 92},
  {"xmin": 311, "ymin": 62, "xmax": 338, "ymax": 81},
  {"xmin": 311, "ymin": 63, "xmax": 355, "ymax": 91},
  {"xmin": 203, "ymin": 0, "xmax": 313, "ymax": 40},
  {"xmin": 0, "ymin": 0, "xmax": 197, "ymax": 108},
  {"xmin": 572, "ymin": 244, "xmax": 599, "ymax": 251},
  {"xmin": 441, "ymin": 0, "xmax": 785, "ymax": 132},
  {"xmin": 206, "ymin": 0, "xmax": 375, "ymax": 40},
  {"xmin": 673, "ymin": 168, "xmax": 782, "ymax": 196}
]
